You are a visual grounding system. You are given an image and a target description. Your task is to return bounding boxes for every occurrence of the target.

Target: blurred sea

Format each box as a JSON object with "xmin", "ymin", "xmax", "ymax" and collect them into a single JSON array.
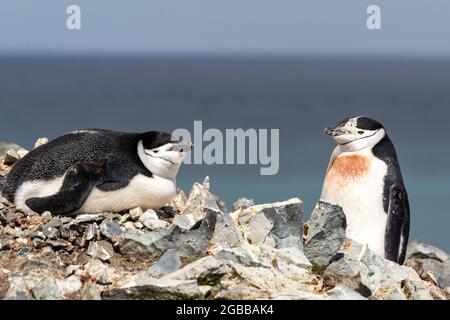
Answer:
[{"xmin": 0, "ymin": 56, "xmax": 449, "ymax": 251}]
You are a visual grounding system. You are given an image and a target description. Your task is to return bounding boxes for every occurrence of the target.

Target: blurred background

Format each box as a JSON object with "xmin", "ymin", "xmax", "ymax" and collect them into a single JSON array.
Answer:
[{"xmin": 0, "ymin": 1, "xmax": 449, "ymax": 251}]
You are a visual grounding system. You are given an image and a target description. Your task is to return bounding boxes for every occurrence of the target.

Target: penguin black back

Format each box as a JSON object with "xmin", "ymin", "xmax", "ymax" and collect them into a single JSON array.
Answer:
[{"xmin": 3, "ymin": 129, "xmax": 147, "ymax": 202}]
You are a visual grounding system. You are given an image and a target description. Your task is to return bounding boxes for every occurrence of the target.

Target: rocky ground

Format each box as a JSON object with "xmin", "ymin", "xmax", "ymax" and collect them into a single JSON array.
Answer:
[{"xmin": 0, "ymin": 142, "xmax": 449, "ymax": 300}]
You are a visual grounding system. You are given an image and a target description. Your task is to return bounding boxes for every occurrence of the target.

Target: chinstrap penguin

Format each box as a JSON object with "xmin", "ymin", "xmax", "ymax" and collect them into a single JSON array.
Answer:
[
  {"xmin": 321, "ymin": 116, "xmax": 410, "ymax": 264},
  {"xmin": 2, "ymin": 129, "xmax": 192, "ymax": 215}
]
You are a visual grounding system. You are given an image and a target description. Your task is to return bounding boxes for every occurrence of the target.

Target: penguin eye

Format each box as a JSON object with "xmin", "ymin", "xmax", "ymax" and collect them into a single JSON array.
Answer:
[
  {"xmin": 358, "ymin": 131, "xmax": 364, "ymax": 135},
  {"xmin": 153, "ymin": 150, "xmax": 159, "ymax": 153}
]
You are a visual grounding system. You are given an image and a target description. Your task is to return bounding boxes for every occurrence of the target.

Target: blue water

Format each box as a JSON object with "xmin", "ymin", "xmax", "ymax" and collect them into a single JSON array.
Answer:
[{"xmin": 0, "ymin": 56, "xmax": 449, "ymax": 251}]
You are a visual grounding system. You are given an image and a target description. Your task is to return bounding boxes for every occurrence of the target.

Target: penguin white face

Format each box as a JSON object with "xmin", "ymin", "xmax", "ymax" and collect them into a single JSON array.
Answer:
[
  {"xmin": 138, "ymin": 131, "xmax": 192, "ymax": 179},
  {"xmin": 325, "ymin": 116, "xmax": 386, "ymax": 151}
]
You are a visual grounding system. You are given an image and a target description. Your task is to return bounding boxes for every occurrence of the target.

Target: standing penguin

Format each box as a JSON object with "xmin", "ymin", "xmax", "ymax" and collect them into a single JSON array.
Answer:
[
  {"xmin": 321, "ymin": 116, "xmax": 410, "ymax": 264},
  {"xmin": 2, "ymin": 129, "xmax": 191, "ymax": 216}
]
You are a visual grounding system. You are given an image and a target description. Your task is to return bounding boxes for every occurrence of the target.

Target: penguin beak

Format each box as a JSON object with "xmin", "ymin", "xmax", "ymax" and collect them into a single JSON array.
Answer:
[
  {"xmin": 173, "ymin": 141, "xmax": 193, "ymax": 152},
  {"xmin": 324, "ymin": 127, "xmax": 345, "ymax": 137}
]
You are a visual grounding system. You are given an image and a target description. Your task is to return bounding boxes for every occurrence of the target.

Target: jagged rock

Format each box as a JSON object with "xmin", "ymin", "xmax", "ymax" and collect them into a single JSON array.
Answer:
[
  {"xmin": 211, "ymin": 245, "xmax": 261, "ymax": 267},
  {"xmin": 406, "ymin": 241, "xmax": 448, "ymax": 262},
  {"xmin": 33, "ymin": 238, "xmax": 46, "ymax": 249},
  {"xmin": 0, "ymin": 269, "xmax": 10, "ymax": 300},
  {"xmin": 231, "ymin": 198, "xmax": 304, "ymax": 249},
  {"xmin": 226, "ymin": 262, "xmax": 314, "ymax": 299},
  {"xmin": 56, "ymin": 275, "xmax": 82, "ymax": 297},
  {"xmin": 214, "ymin": 195, "xmax": 228, "ymax": 213},
  {"xmin": 99, "ymin": 219, "xmax": 123, "ymax": 242},
  {"xmin": 83, "ymin": 259, "xmax": 113, "ymax": 285},
  {"xmin": 1, "ymin": 173, "xmax": 449, "ymax": 301},
  {"xmin": 129, "ymin": 207, "xmax": 143, "ymax": 221},
  {"xmin": 405, "ymin": 242, "xmax": 450, "ymax": 293},
  {"xmin": 4, "ymin": 275, "xmax": 41, "ymax": 300},
  {"xmin": 73, "ymin": 214, "xmax": 103, "ymax": 224},
  {"xmin": 0, "ymin": 143, "xmax": 27, "ymax": 161},
  {"xmin": 147, "ymin": 249, "xmax": 181, "ymax": 278},
  {"xmin": 165, "ymin": 256, "xmax": 230, "ymax": 286},
  {"xmin": 275, "ymin": 247, "xmax": 311, "ymax": 269},
  {"xmin": 32, "ymin": 277, "xmax": 63, "ymax": 300},
  {"xmin": 3, "ymin": 149, "xmax": 20, "ymax": 165},
  {"xmin": 41, "ymin": 211, "xmax": 52, "ymax": 224},
  {"xmin": 304, "ymin": 201, "xmax": 347, "ymax": 267},
  {"xmin": 326, "ymin": 285, "xmax": 367, "ymax": 300},
  {"xmin": 87, "ymin": 241, "xmax": 112, "ymax": 262},
  {"xmin": 324, "ymin": 240, "xmax": 433, "ymax": 300},
  {"xmin": 85, "ymin": 223, "xmax": 97, "ymax": 241},
  {"xmin": 119, "ymin": 210, "xmax": 217, "ymax": 261},
  {"xmin": 34, "ymin": 137, "xmax": 48, "ymax": 149},
  {"xmin": 47, "ymin": 239, "xmax": 72, "ymax": 251},
  {"xmin": 173, "ymin": 177, "xmax": 221, "ymax": 230},
  {"xmin": 81, "ymin": 281, "xmax": 102, "ymax": 300},
  {"xmin": 233, "ymin": 197, "xmax": 254, "ymax": 211},
  {"xmin": 103, "ymin": 278, "xmax": 202, "ymax": 300},
  {"xmin": 139, "ymin": 210, "xmax": 169, "ymax": 230}
]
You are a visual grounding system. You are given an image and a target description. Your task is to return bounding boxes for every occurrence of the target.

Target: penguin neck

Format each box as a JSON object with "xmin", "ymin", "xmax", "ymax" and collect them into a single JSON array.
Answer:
[{"xmin": 137, "ymin": 141, "xmax": 180, "ymax": 182}]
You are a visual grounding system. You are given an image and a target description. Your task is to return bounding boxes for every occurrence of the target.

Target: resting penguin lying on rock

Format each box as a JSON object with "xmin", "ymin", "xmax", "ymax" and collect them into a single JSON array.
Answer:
[
  {"xmin": 321, "ymin": 116, "xmax": 410, "ymax": 264},
  {"xmin": 1, "ymin": 129, "xmax": 191, "ymax": 215}
]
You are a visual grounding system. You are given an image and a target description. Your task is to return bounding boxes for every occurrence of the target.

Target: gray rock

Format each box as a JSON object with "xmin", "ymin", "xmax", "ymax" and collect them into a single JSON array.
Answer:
[
  {"xmin": 147, "ymin": 249, "xmax": 181, "ymax": 278},
  {"xmin": 407, "ymin": 241, "xmax": 449, "ymax": 263},
  {"xmin": 41, "ymin": 211, "xmax": 52, "ymax": 224},
  {"xmin": 324, "ymin": 240, "xmax": 433, "ymax": 300},
  {"xmin": 406, "ymin": 258, "xmax": 450, "ymax": 292},
  {"xmin": 87, "ymin": 241, "xmax": 112, "ymax": 262},
  {"xmin": 103, "ymin": 278, "xmax": 202, "ymax": 300},
  {"xmin": 32, "ymin": 277, "xmax": 63, "ymax": 300},
  {"xmin": 73, "ymin": 214, "xmax": 103, "ymax": 224},
  {"xmin": 275, "ymin": 247, "xmax": 311, "ymax": 269},
  {"xmin": 326, "ymin": 285, "xmax": 367, "ymax": 300},
  {"xmin": 99, "ymin": 219, "xmax": 123, "ymax": 241},
  {"xmin": 231, "ymin": 198, "xmax": 304, "ymax": 249},
  {"xmin": 304, "ymin": 201, "xmax": 347, "ymax": 267},
  {"xmin": 47, "ymin": 239, "xmax": 72, "ymax": 251},
  {"xmin": 3, "ymin": 149, "xmax": 20, "ymax": 165},
  {"xmin": 129, "ymin": 207, "xmax": 143, "ymax": 221},
  {"xmin": 209, "ymin": 211, "xmax": 246, "ymax": 249},
  {"xmin": 215, "ymin": 195, "xmax": 228, "ymax": 214},
  {"xmin": 119, "ymin": 209, "xmax": 217, "ymax": 261},
  {"xmin": 4, "ymin": 275, "xmax": 41, "ymax": 300},
  {"xmin": 33, "ymin": 238, "xmax": 46, "ymax": 249},
  {"xmin": 166, "ymin": 256, "xmax": 230, "ymax": 285},
  {"xmin": 41, "ymin": 220, "xmax": 62, "ymax": 240},
  {"xmin": 173, "ymin": 177, "xmax": 221, "ymax": 230},
  {"xmin": 232, "ymin": 197, "xmax": 254, "ymax": 211},
  {"xmin": 33, "ymin": 137, "xmax": 48, "ymax": 149},
  {"xmin": 139, "ymin": 210, "xmax": 168, "ymax": 230},
  {"xmin": 211, "ymin": 246, "xmax": 261, "ymax": 267},
  {"xmin": 83, "ymin": 259, "xmax": 113, "ymax": 285},
  {"xmin": 0, "ymin": 142, "xmax": 26, "ymax": 160},
  {"xmin": 85, "ymin": 223, "xmax": 97, "ymax": 241},
  {"xmin": 82, "ymin": 281, "xmax": 102, "ymax": 300},
  {"xmin": 55, "ymin": 275, "xmax": 82, "ymax": 297}
]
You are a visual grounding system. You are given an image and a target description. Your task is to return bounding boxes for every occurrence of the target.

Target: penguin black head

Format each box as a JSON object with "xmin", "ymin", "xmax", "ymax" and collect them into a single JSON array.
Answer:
[
  {"xmin": 325, "ymin": 116, "xmax": 386, "ymax": 151},
  {"xmin": 138, "ymin": 131, "xmax": 192, "ymax": 179}
]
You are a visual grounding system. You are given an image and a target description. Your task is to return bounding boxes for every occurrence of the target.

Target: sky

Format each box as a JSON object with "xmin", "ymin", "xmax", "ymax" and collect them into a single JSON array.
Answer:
[{"xmin": 0, "ymin": 0, "xmax": 450, "ymax": 56}]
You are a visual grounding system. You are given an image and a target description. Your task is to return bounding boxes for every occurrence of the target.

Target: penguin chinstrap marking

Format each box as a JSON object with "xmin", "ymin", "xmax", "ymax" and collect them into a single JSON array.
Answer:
[
  {"xmin": 2, "ymin": 129, "xmax": 192, "ymax": 216},
  {"xmin": 321, "ymin": 116, "xmax": 410, "ymax": 265}
]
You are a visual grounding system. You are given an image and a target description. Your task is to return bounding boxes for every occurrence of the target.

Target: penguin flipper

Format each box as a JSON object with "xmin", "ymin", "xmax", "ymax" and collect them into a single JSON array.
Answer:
[
  {"xmin": 384, "ymin": 183, "xmax": 410, "ymax": 264},
  {"xmin": 25, "ymin": 161, "xmax": 105, "ymax": 215}
]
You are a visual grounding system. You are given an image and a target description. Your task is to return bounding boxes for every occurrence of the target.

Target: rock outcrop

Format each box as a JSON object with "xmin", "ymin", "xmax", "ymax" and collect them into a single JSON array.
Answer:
[{"xmin": 0, "ymin": 141, "xmax": 449, "ymax": 300}]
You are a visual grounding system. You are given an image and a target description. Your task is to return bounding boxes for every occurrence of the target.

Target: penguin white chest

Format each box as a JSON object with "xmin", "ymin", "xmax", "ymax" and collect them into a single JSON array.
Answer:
[
  {"xmin": 320, "ymin": 150, "xmax": 388, "ymax": 256},
  {"xmin": 78, "ymin": 174, "xmax": 177, "ymax": 214}
]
